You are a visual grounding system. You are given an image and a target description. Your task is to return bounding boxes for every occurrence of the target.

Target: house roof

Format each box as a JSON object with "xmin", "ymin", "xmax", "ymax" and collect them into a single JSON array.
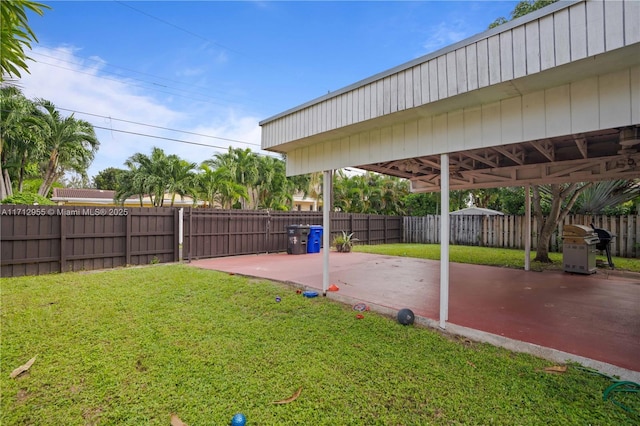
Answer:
[
  {"xmin": 450, "ymin": 206, "xmax": 504, "ymax": 216},
  {"xmin": 52, "ymin": 188, "xmax": 116, "ymax": 199},
  {"xmin": 51, "ymin": 188, "xmax": 201, "ymax": 206}
]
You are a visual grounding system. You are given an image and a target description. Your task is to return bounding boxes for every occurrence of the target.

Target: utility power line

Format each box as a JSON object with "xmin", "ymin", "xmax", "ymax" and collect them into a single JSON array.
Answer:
[
  {"xmin": 31, "ymin": 49, "xmax": 267, "ymax": 108},
  {"xmin": 56, "ymin": 106, "xmax": 261, "ymax": 147}
]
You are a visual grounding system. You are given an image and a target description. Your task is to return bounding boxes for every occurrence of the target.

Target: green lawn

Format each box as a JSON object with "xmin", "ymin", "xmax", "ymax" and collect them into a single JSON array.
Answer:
[
  {"xmin": 1, "ymin": 265, "xmax": 637, "ymax": 425},
  {"xmin": 353, "ymin": 244, "xmax": 640, "ymax": 273}
]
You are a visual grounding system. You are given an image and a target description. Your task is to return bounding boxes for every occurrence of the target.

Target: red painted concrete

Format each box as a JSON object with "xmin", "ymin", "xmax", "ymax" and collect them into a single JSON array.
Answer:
[{"xmin": 188, "ymin": 251, "xmax": 640, "ymax": 372}]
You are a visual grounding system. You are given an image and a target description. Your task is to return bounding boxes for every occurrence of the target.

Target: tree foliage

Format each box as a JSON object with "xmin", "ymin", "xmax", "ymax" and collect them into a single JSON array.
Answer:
[
  {"xmin": 488, "ymin": 0, "xmax": 557, "ymax": 29},
  {"xmin": 0, "ymin": 86, "xmax": 39, "ymax": 197},
  {"xmin": 332, "ymin": 170, "xmax": 409, "ymax": 215},
  {"xmin": 93, "ymin": 167, "xmax": 125, "ymax": 190},
  {"xmin": 115, "ymin": 147, "xmax": 196, "ymax": 207},
  {"xmin": 0, "ymin": 0, "xmax": 50, "ymax": 81},
  {"xmin": 1, "ymin": 88, "xmax": 99, "ymax": 200},
  {"xmin": 31, "ymin": 100, "xmax": 99, "ymax": 196},
  {"xmin": 0, "ymin": 190, "xmax": 54, "ymax": 205},
  {"xmin": 573, "ymin": 180, "xmax": 640, "ymax": 215}
]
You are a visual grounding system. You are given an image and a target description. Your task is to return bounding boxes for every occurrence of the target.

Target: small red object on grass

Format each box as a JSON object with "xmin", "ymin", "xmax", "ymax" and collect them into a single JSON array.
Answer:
[{"xmin": 356, "ymin": 314, "xmax": 364, "ymax": 319}]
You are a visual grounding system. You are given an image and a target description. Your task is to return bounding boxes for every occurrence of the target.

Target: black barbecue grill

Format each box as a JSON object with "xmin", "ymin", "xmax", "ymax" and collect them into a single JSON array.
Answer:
[{"xmin": 591, "ymin": 224, "xmax": 615, "ymax": 269}]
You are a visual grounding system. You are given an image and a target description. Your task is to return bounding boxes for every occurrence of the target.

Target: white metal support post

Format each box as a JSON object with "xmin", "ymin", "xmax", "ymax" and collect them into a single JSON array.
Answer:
[
  {"xmin": 439, "ymin": 154, "xmax": 450, "ymax": 329},
  {"xmin": 322, "ymin": 170, "xmax": 332, "ymax": 295},
  {"xmin": 525, "ymin": 184, "xmax": 531, "ymax": 271}
]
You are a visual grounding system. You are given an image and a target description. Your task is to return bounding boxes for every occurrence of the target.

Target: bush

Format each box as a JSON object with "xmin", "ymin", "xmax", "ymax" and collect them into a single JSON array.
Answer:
[{"xmin": 1, "ymin": 192, "xmax": 55, "ymax": 205}]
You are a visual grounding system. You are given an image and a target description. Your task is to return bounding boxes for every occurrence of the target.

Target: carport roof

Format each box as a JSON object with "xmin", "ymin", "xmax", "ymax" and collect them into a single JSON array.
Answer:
[{"xmin": 260, "ymin": 0, "xmax": 640, "ymax": 191}]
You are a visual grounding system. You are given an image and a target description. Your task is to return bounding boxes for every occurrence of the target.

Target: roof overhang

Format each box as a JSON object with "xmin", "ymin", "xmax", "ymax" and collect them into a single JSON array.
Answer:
[
  {"xmin": 260, "ymin": 0, "xmax": 640, "ymax": 191},
  {"xmin": 361, "ymin": 127, "xmax": 640, "ymax": 192}
]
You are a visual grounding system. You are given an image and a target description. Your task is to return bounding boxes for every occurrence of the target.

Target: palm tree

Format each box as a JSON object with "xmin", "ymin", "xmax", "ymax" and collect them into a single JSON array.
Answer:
[
  {"xmin": 119, "ymin": 147, "xmax": 170, "ymax": 207},
  {"xmin": 195, "ymin": 164, "xmax": 219, "ymax": 208},
  {"xmin": 253, "ymin": 155, "xmax": 296, "ymax": 210},
  {"xmin": 205, "ymin": 147, "xmax": 259, "ymax": 209},
  {"xmin": 214, "ymin": 165, "xmax": 248, "ymax": 209},
  {"xmin": 166, "ymin": 155, "xmax": 197, "ymax": 207},
  {"xmin": 0, "ymin": 86, "xmax": 43, "ymax": 198},
  {"xmin": 114, "ymin": 163, "xmax": 148, "ymax": 207},
  {"xmin": 573, "ymin": 180, "xmax": 640, "ymax": 214},
  {"xmin": 32, "ymin": 100, "xmax": 99, "ymax": 197},
  {"xmin": 0, "ymin": 0, "xmax": 50, "ymax": 81},
  {"xmin": 231, "ymin": 148, "xmax": 259, "ymax": 208}
]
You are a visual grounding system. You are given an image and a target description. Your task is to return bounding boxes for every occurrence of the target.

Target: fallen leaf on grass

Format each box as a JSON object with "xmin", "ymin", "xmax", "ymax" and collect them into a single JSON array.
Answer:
[
  {"xmin": 466, "ymin": 361, "xmax": 476, "ymax": 368},
  {"xmin": 542, "ymin": 365, "xmax": 567, "ymax": 374},
  {"xmin": 170, "ymin": 413, "xmax": 188, "ymax": 426},
  {"xmin": 10, "ymin": 355, "xmax": 37, "ymax": 378},
  {"xmin": 272, "ymin": 387, "xmax": 302, "ymax": 404}
]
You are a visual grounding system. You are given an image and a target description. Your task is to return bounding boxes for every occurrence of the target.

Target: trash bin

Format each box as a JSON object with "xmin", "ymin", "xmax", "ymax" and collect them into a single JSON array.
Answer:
[
  {"xmin": 591, "ymin": 224, "xmax": 615, "ymax": 269},
  {"xmin": 562, "ymin": 224, "xmax": 599, "ymax": 274},
  {"xmin": 307, "ymin": 225, "xmax": 323, "ymax": 253},
  {"xmin": 286, "ymin": 225, "xmax": 310, "ymax": 255}
]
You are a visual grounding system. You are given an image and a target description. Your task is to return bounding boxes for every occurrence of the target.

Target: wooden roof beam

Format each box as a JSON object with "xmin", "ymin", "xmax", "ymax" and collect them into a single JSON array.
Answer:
[
  {"xmin": 530, "ymin": 139, "xmax": 555, "ymax": 162},
  {"xmin": 492, "ymin": 145, "xmax": 525, "ymax": 165},
  {"xmin": 574, "ymin": 137, "xmax": 588, "ymax": 159}
]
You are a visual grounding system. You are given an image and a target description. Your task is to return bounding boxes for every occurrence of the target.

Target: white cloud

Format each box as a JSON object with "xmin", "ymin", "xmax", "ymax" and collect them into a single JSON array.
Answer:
[
  {"xmin": 17, "ymin": 46, "xmax": 266, "ymax": 180},
  {"xmin": 421, "ymin": 21, "xmax": 470, "ymax": 55}
]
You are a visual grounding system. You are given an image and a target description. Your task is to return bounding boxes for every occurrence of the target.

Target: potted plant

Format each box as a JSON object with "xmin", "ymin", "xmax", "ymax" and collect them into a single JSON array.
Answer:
[{"xmin": 333, "ymin": 231, "xmax": 358, "ymax": 253}]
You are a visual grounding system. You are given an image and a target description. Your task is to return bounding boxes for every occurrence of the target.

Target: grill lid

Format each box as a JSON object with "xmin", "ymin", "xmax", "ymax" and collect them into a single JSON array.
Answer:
[{"xmin": 563, "ymin": 224, "xmax": 597, "ymax": 237}]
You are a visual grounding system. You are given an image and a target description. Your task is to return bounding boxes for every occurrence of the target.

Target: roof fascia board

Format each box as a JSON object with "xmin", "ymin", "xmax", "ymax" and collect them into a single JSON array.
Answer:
[{"xmin": 259, "ymin": 0, "xmax": 581, "ymax": 126}]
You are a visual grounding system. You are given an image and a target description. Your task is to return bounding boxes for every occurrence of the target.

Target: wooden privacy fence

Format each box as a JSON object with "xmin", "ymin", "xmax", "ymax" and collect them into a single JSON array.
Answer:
[
  {"xmin": 1, "ymin": 205, "xmax": 180, "ymax": 277},
  {"xmin": 3, "ymin": 205, "xmax": 636, "ymax": 278},
  {"xmin": 404, "ymin": 214, "xmax": 640, "ymax": 258},
  {"xmin": 182, "ymin": 209, "xmax": 403, "ymax": 260}
]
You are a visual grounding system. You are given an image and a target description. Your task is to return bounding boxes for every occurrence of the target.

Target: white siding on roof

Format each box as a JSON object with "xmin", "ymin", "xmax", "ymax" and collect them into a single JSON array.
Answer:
[
  {"xmin": 605, "ymin": 0, "xmax": 624, "ymax": 51},
  {"xmin": 512, "ymin": 26, "xmax": 526, "ymax": 79},
  {"xmin": 261, "ymin": 0, "xmax": 638, "ymax": 153},
  {"xmin": 463, "ymin": 105, "xmax": 482, "ymax": 150},
  {"xmin": 586, "ymin": 0, "xmax": 605, "ymax": 56},
  {"xmin": 283, "ymin": 65, "xmax": 639, "ymax": 175},
  {"xmin": 626, "ymin": 0, "xmax": 640, "ymax": 44},
  {"xmin": 569, "ymin": 2, "xmax": 587, "ymax": 60},
  {"xmin": 599, "ymin": 69, "xmax": 632, "ymax": 129},
  {"xmin": 632, "ymin": 66, "xmax": 640, "ymax": 124},
  {"xmin": 554, "ymin": 8, "xmax": 571, "ymax": 66}
]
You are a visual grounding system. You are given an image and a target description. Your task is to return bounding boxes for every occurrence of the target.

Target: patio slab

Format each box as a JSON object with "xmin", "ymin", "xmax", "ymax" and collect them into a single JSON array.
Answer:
[{"xmin": 188, "ymin": 251, "xmax": 640, "ymax": 380}]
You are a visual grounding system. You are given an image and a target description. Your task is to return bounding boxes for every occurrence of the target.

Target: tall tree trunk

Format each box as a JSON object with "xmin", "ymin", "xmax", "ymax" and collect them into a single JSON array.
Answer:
[
  {"xmin": 38, "ymin": 152, "xmax": 59, "ymax": 196},
  {"xmin": 532, "ymin": 183, "xmax": 593, "ymax": 263},
  {"xmin": 17, "ymin": 151, "xmax": 28, "ymax": 192},
  {"xmin": 0, "ymin": 167, "xmax": 12, "ymax": 199},
  {"xmin": 0, "ymin": 147, "xmax": 13, "ymax": 199}
]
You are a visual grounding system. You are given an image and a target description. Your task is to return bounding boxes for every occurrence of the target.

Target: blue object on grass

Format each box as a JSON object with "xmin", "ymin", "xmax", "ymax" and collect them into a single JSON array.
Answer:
[
  {"xmin": 302, "ymin": 291, "xmax": 319, "ymax": 298},
  {"xmin": 230, "ymin": 413, "xmax": 246, "ymax": 426}
]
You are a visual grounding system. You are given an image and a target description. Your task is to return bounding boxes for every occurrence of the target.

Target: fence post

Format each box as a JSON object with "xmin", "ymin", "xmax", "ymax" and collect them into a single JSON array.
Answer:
[
  {"xmin": 384, "ymin": 216, "xmax": 388, "ymax": 244},
  {"xmin": 126, "ymin": 212, "xmax": 132, "ymax": 265},
  {"xmin": 173, "ymin": 208, "xmax": 180, "ymax": 262},
  {"xmin": 60, "ymin": 213, "xmax": 67, "ymax": 273}
]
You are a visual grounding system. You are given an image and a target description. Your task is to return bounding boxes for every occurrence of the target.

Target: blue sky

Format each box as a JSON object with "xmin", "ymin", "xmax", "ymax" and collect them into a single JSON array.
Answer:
[{"xmin": 20, "ymin": 1, "xmax": 519, "ymax": 180}]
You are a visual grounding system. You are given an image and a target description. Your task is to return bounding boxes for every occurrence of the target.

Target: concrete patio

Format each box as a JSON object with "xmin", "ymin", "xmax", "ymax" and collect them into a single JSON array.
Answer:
[{"xmin": 188, "ymin": 251, "xmax": 640, "ymax": 381}]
